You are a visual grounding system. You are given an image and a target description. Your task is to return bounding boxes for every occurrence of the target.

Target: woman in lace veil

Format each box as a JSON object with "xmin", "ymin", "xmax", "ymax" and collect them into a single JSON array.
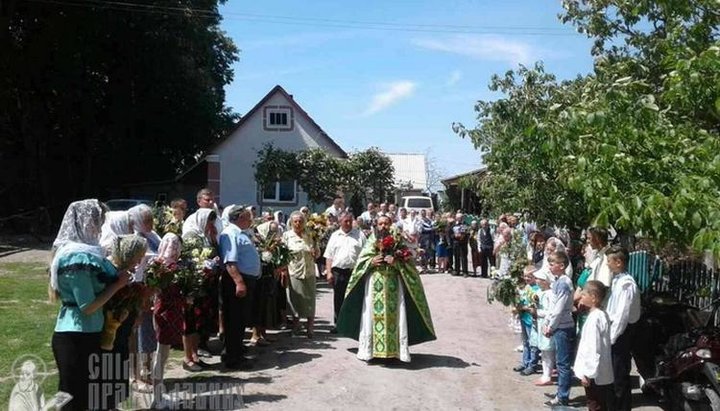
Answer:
[
  {"xmin": 180, "ymin": 208, "xmax": 220, "ymax": 370},
  {"xmin": 100, "ymin": 211, "xmax": 132, "ymax": 254}
]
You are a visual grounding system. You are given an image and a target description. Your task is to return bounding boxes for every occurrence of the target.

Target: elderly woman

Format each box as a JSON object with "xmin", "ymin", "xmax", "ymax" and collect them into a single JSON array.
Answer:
[
  {"xmin": 180, "ymin": 208, "xmax": 220, "ymax": 370},
  {"xmin": 50, "ymin": 199, "xmax": 144, "ymax": 411},
  {"xmin": 282, "ymin": 211, "xmax": 319, "ymax": 338}
]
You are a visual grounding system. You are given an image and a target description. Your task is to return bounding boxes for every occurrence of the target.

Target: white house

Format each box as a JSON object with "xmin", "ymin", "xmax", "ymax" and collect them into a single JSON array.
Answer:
[{"xmin": 184, "ymin": 85, "xmax": 347, "ymax": 213}]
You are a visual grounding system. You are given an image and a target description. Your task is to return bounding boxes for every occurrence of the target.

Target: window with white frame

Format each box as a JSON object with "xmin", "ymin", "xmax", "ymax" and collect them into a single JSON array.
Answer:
[
  {"xmin": 263, "ymin": 106, "xmax": 293, "ymax": 131},
  {"xmin": 262, "ymin": 180, "xmax": 297, "ymax": 202}
]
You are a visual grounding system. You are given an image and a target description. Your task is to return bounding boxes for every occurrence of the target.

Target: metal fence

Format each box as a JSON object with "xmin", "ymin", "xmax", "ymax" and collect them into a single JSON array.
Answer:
[{"xmin": 628, "ymin": 250, "xmax": 716, "ymax": 309}]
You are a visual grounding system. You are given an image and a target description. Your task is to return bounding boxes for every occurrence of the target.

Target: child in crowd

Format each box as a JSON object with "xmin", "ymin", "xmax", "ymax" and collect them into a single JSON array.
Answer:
[
  {"xmin": 606, "ymin": 246, "xmax": 641, "ymax": 411},
  {"xmin": 532, "ymin": 269, "xmax": 555, "ymax": 386},
  {"xmin": 543, "ymin": 251, "xmax": 576, "ymax": 407},
  {"xmin": 513, "ymin": 265, "xmax": 540, "ymax": 376},
  {"xmin": 574, "ymin": 280, "xmax": 614, "ymax": 411}
]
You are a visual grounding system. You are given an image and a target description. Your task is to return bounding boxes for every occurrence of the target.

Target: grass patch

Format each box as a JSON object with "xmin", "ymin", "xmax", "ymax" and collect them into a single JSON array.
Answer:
[{"xmin": 0, "ymin": 262, "xmax": 58, "ymax": 409}]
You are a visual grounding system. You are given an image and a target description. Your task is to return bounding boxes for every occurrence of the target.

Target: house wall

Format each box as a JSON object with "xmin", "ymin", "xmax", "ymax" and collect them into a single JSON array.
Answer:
[{"xmin": 211, "ymin": 92, "xmax": 345, "ymax": 214}]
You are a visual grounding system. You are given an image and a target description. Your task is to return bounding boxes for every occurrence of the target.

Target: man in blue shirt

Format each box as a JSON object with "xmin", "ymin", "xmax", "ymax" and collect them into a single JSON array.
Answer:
[{"xmin": 219, "ymin": 205, "xmax": 261, "ymax": 370}]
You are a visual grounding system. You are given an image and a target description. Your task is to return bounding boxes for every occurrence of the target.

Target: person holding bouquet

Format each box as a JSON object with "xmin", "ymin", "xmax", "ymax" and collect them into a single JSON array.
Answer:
[
  {"xmin": 337, "ymin": 215, "xmax": 436, "ymax": 363},
  {"xmin": 282, "ymin": 211, "xmax": 319, "ymax": 338}
]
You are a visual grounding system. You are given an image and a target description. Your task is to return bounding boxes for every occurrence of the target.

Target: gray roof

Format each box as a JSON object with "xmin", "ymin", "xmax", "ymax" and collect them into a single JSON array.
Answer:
[{"xmin": 386, "ymin": 153, "xmax": 427, "ymax": 190}]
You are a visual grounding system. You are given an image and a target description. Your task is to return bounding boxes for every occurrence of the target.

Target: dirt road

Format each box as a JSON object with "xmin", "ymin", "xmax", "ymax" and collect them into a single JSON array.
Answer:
[
  {"xmin": 0, "ymin": 246, "xmax": 661, "ymax": 410},
  {"xmin": 159, "ymin": 273, "xmax": 662, "ymax": 411}
]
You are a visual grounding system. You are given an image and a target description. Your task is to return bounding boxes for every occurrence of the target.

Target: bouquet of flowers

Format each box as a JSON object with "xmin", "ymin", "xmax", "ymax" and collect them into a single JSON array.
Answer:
[
  {"xmin": 101, "ymin": 282, "xmax": 147, "ymax": 350},
  {"xmin": 305, "ymin": 213, "xmax": 329, "ymax": 245},
  {"xmin": 144, "ymin": 258, "xmax": 177, "ymax": 291},
  {"xmin": 258, "ymin": 232, "xmax": 292, "ymax": 271},
  {"xmin": 174, "ymin": 234, "xmax": 218, "ymax": 300},
  {"xmin": 375, "ymin": 229, "xmax": 414, "ymax": 263},
  {"xmin": 172, "ymin": 260, "xmax": 207, "ymax": 300},
  {"xmin": 152, "ymin": 204, "xmax": 182, "ymax": 237}
]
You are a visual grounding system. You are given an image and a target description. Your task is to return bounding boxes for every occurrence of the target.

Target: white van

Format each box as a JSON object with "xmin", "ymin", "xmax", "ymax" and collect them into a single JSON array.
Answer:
[{"xmin": 401, "ymin": 196, "xmax": 434, "ymax": 213}]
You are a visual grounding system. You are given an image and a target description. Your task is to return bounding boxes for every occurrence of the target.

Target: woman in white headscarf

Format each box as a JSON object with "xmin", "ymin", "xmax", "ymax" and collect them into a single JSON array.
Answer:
[
  {"xmin": 180, "ymin": 208, "xmax": 220, "ymax": 371},
  {"xmin": 99, "ymin": 211, "xmax": 132, "ymax": 254},
  {"xmin": 128, "ymin": 204, "xmax": 162, "ymax": 253},
  {"xmin": 50, "ymin": 200, "xmax": 141, "ymax": 411},
  {"xmin": 182, "ymin": 208, "xmax": 219, "ymax": 246},
  {"xmin": 539, "ymin": 237, "xmax": 573, "ymax": 277}
]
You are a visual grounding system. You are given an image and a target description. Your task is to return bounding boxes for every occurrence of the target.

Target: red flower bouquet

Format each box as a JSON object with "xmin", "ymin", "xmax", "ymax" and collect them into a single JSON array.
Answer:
[{"xmin": 375, "ymin": 230, "xmax": 414, "ymax": 264}]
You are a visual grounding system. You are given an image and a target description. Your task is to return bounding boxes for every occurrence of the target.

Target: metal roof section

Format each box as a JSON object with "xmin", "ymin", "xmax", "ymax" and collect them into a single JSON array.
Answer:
[{"xmin": 386, "ymin": 153, "xmax": 427, "ymax": 190}]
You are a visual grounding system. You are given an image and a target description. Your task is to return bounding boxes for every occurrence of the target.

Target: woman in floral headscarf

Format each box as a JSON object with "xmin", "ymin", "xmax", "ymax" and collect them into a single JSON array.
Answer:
[{"xmin": 151, "ymin": 233, "xmax": 184, "ymax": 408}]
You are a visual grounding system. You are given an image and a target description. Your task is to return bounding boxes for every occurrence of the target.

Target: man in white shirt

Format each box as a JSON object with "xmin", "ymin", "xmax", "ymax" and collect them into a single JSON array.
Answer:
[
  {"xmin": 605, "ymin": 246, "xmax": 640, "ymax": 411},
  {"xmin": 325, "ymin": 212, "xmax": 367, "ymax": 332},
  {"xmin": 587, "ymin": 227, "xmax": 612, "ymax": 287},
  {"xmin": 324, "ymin": 197, "xmax": 344, "ymax": 218},
  {"xmin": 359, "ymin": 203, "xmax": 376, "ymax": 226}
]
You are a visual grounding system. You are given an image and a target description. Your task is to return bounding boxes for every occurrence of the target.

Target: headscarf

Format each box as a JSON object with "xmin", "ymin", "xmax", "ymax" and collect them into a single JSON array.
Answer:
[
  {"xmin": 221, "ymin": 204, "xmax": 237, "ymax": 228},
  {"xmin": 50, "ymin": 199, "xmax": 106, "ymax": 291},
  {"xmin": 157, "ymin": 233, "xmax": 181, "ymax": 265},
  {"xmin": 182, "ymin": 208, "xmax": 218, "ymax": 244},
  {"xmin": 128, "ymin": 204, "xmax": 152, "ymax": 233},
  {"xmin": 100, "ymin": 211, "xmax": 132, "ymax": 253},
  {"xmin": 540, "ymin": 237, "xmax": 571, "ymax": 276},
  {"xmin": 110, "ymin": 235, "xmax": 148, "ymax": 271},
  {"xmin": 52, "ymin": 199, "xmax": 105, "ymax": 250},
  {"xmin": 274, "ymin": 211, "xmax": 286, "ymax": 232}
]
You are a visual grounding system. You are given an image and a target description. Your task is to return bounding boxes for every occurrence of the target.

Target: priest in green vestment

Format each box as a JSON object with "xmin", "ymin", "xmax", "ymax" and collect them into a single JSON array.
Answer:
[{"xmin": 337, "ymin": 215, "xmax": 436, "ymax": 362}]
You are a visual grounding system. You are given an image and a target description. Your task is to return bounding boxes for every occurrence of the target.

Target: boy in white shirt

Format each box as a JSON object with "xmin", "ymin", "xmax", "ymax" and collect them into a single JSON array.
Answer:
[
  {"xmin": 574, "ymin": 280, "xmax": 614, "ymax": 411},
  {"xmin": 605, "ymin": 246, "xmax": 641, "ymax": 411}
]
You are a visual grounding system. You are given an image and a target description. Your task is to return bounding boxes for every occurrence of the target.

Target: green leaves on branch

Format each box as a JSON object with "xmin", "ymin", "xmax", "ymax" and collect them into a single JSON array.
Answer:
[
  {"xmin": 457, "ymin": 1, "xmax": 720, "ymax": 256},
  {"xmin": 254, "ymin": 144, "xmax": 395, "ymax": 206}
]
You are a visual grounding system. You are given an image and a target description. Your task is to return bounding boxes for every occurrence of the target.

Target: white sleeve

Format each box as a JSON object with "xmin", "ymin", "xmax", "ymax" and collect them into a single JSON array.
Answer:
[
  {"xmin": 609, "ymin": 283, "xmax": 635, "ymax": 344},
  {"xmin": 575, "ymin": 314, "xmax": 601, "ymax": 379}
]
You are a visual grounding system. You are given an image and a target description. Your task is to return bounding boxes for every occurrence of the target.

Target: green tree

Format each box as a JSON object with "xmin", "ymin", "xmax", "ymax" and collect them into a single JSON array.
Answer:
[
  {"xmin": 253, "ymin": 143, "xmax": 300, "ymax": 208},
  {"xmin": 296, "ymin": 148, "xmax": 344, "ymax": 207},
  {"xmin": 457, "ymin": 0, "xmax": 720, "ymax": 255},
  {"xmin": 0, "ymin": 0, "xmax": 238, "ymax": 215},
  {"xmin": 453, "ymin": 63, "xmax": 590, "ymax": 228},
  {"xmin": 344, "ymin": 148, "xmax": 396, "ymax": 205}
]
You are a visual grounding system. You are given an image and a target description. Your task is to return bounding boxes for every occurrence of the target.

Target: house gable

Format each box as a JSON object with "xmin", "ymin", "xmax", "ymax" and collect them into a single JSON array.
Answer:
[{"xmin": 208, "ymin": 85, "xmax": 347, "ymax": 210}]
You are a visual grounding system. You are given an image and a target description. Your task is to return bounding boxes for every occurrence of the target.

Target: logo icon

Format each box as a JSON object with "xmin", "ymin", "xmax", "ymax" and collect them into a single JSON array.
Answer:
[{"xmin": 9, "ymin": 354, "xmax": 71, "ymax": 411}]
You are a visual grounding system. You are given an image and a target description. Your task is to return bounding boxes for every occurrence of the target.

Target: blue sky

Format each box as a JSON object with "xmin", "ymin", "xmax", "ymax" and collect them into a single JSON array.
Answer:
[{"xmin": 219, "ymin": 0, "xmax": 595, "ymax": 181}]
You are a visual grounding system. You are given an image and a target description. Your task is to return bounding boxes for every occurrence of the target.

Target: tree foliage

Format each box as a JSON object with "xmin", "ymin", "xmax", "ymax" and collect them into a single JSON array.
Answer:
[
  {"xmin": 0, "ymin": 0, "xmax": 239, "ymax": 215},
  {"xmin": 456, "ymin": 0, "xmax": 720, "ymax": 255},
  {"xmin": 253, "ymin": 144, "xmax": 395, "ymax": 207}
]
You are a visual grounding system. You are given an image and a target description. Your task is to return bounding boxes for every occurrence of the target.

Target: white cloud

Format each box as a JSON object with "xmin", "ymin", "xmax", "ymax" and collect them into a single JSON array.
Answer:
[
  {"xmin": 362, "ymin": 81, "xmax": 417, "ymax": 116},
  {"xmin": 447, "ymin": 70, "xmax": 462, "ymax": 86},
  {"xmin": 413, "ymin": 35, "xmax": 536, "ymax": 66}
]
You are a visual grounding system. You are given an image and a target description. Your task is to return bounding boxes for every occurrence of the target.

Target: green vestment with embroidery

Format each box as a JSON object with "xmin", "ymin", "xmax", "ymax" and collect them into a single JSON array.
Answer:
[{"xmin": 336, "ymin": 234, "xmax": 436, "ymax": 357}]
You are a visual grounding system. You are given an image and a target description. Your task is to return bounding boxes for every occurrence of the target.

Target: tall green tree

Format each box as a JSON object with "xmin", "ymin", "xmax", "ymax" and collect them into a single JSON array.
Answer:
[
  {"xmin": 457, "ymin": 0, "xmax": 720, "ymax": 255},
  {"xmin": 0, "ymin": 0, "xmax": 238, "ymax": 215}
]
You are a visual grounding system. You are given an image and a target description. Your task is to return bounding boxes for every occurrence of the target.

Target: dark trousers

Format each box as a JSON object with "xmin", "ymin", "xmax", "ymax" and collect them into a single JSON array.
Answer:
[
  {"xmin": 331, "ymin": 267, "xmax": 352, "ymax": 323},
  {"xmin": 221, "ymin": 273, "xmax": 256, "ymax": 364},
  {"xmin": 612, "ymin": 323, "xmax": 635, "ymax": 411},
  {"xmin": 479, "ymin": 248, "xmax": 494, "ymax": 277},
  {"xmin": 585, "ymin": 380, "xmax": 615, "ymax": 411},
  {"xmin": 452, "ymin": 241, "xmax": 468, "ymax": 274},
  {"xmin": 52, "ymin": 331, "xmax": 100, "ymax": 411},
  {"xmin": 419, "ymin": 234, "xmax": 435, "ymax": 268}
]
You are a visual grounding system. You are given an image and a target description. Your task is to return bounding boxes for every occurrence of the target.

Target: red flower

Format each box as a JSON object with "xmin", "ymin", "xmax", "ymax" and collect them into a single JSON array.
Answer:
[{"xmin": 381, "ymin": 235, "xmax": 395, "ymax": 250}]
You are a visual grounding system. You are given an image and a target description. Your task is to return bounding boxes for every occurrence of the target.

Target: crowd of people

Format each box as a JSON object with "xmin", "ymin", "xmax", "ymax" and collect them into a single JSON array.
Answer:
[
  {"xmin": 48, "ymin": 189, "xmax": 438, "ymax": 410},
  {"xmin": 501, "ymin": 224, "xmax": 640, "ymax": 410},
  {"xmin": 48, "ymin": 186, "xmax": 641, "ymax": 411}
]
